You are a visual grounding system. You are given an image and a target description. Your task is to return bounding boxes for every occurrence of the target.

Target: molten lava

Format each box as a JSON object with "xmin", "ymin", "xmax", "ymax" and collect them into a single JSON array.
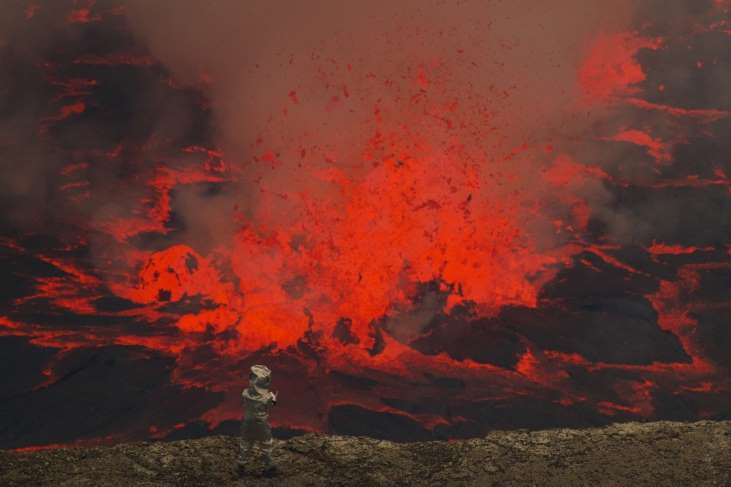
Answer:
[{"xmin": 1, "ymin": 0, "xmax": 730, "ymax": 450}]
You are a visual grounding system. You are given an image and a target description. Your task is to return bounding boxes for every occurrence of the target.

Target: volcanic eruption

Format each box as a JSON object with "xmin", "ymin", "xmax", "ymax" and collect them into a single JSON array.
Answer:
[{"xmin": 1, "ymin": 0, "xmax": 730, "ymax": 450}]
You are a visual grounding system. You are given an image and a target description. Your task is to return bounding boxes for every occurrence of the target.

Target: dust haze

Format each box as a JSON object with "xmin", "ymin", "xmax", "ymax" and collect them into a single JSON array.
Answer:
[{"xmin": 125, "ymin": 0, "xmax": 636, "ymax": 251}]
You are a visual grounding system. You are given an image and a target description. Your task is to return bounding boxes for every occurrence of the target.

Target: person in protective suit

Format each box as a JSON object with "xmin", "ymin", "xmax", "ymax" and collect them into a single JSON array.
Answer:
[{"xmin": 238, "ymin": 364, "xmax": 278, "ymax": 475}]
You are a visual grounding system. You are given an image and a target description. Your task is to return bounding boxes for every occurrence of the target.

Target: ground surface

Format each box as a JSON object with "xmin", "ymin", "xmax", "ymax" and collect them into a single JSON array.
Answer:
[{"xmin": 1, "ymin": 420, "xmax": 730, "ymax": 486}]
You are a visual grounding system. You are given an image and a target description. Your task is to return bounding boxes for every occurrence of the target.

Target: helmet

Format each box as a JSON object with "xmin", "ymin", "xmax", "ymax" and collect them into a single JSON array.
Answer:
[{"xmin": 249, "ymin": 364, "xmax": 272, "ymax": 391}]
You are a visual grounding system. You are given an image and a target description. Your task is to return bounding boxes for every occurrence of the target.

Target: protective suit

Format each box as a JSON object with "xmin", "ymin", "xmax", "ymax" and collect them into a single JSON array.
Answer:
[{"xmin": 238, "ymin": 364, "xmax": 277, "ymax": 472}]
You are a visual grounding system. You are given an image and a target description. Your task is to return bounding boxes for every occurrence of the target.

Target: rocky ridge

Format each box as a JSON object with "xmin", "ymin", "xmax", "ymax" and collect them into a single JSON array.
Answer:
[{"xmin": 1, "ymin": 420, "xmax": 730, "ymax": 486}]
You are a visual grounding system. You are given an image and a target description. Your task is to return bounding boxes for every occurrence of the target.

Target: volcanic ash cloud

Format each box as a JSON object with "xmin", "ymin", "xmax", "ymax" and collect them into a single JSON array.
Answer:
[{"xmin": 123, "ymin": 0, "xmax": 637, "ymax": 345}]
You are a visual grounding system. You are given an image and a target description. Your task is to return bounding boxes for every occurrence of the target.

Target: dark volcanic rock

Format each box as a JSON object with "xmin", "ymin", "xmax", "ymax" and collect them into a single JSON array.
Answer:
[
  {"xmin": 695, "ymin": 306, "xmax": 731, "ymax": 369},
  {"xmin": 412, "ymin": 314, "xmax": 526, "ymax": 369},
  {"xmin": 328, "ymin": 404, "xmax": 432, "ymax": 442},
  {"xmin": 1, "ymin": 420, "xmax": 730, "ymax": 486},
  {"xmin": 0, "ymin": 337, "xmax": 59, "ymax": 400},
  {"xmin": 0, "ymin": 346, "xmax": 221, "ymax": 449}
]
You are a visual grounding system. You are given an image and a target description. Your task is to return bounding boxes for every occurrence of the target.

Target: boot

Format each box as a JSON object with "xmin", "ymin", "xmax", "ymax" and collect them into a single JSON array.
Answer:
[{"xmin": 262, "ymin": 463, "xmax": 279, "ymax": 478}]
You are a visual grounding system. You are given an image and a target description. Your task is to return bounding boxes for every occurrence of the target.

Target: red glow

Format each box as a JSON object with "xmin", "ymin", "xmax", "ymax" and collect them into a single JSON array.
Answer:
[
  {"xmin": 579, "ymin": 33, "xmax": 661, "ymax": 102},
  {"xmin": 67, "ymin": 8, "xmax": 99, "ymax": 24},
  {"xmin": 67, "ymin": 0, "xmax": 100, "ymax": 23},
  {"xmin": 607, "ymin": 129, "xmax": 671, "ymax": 163},
  {"xmin": 648, "ymin": 242, "xmax": 714, "ymax": 256},
  {"xmin": 0, "ymin": 316, "xmax": 24, "ymax": 331},
  {"xmin": 41, "ymin": 102, "xmax": 86, "ymax": 132},
  {"xmin": 13, "ymin": 443, "xmax": 72, "ymax": 453},
  {"xmin": 627, "ymin": 98, "xmax": 729, "ymax": 122}
]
